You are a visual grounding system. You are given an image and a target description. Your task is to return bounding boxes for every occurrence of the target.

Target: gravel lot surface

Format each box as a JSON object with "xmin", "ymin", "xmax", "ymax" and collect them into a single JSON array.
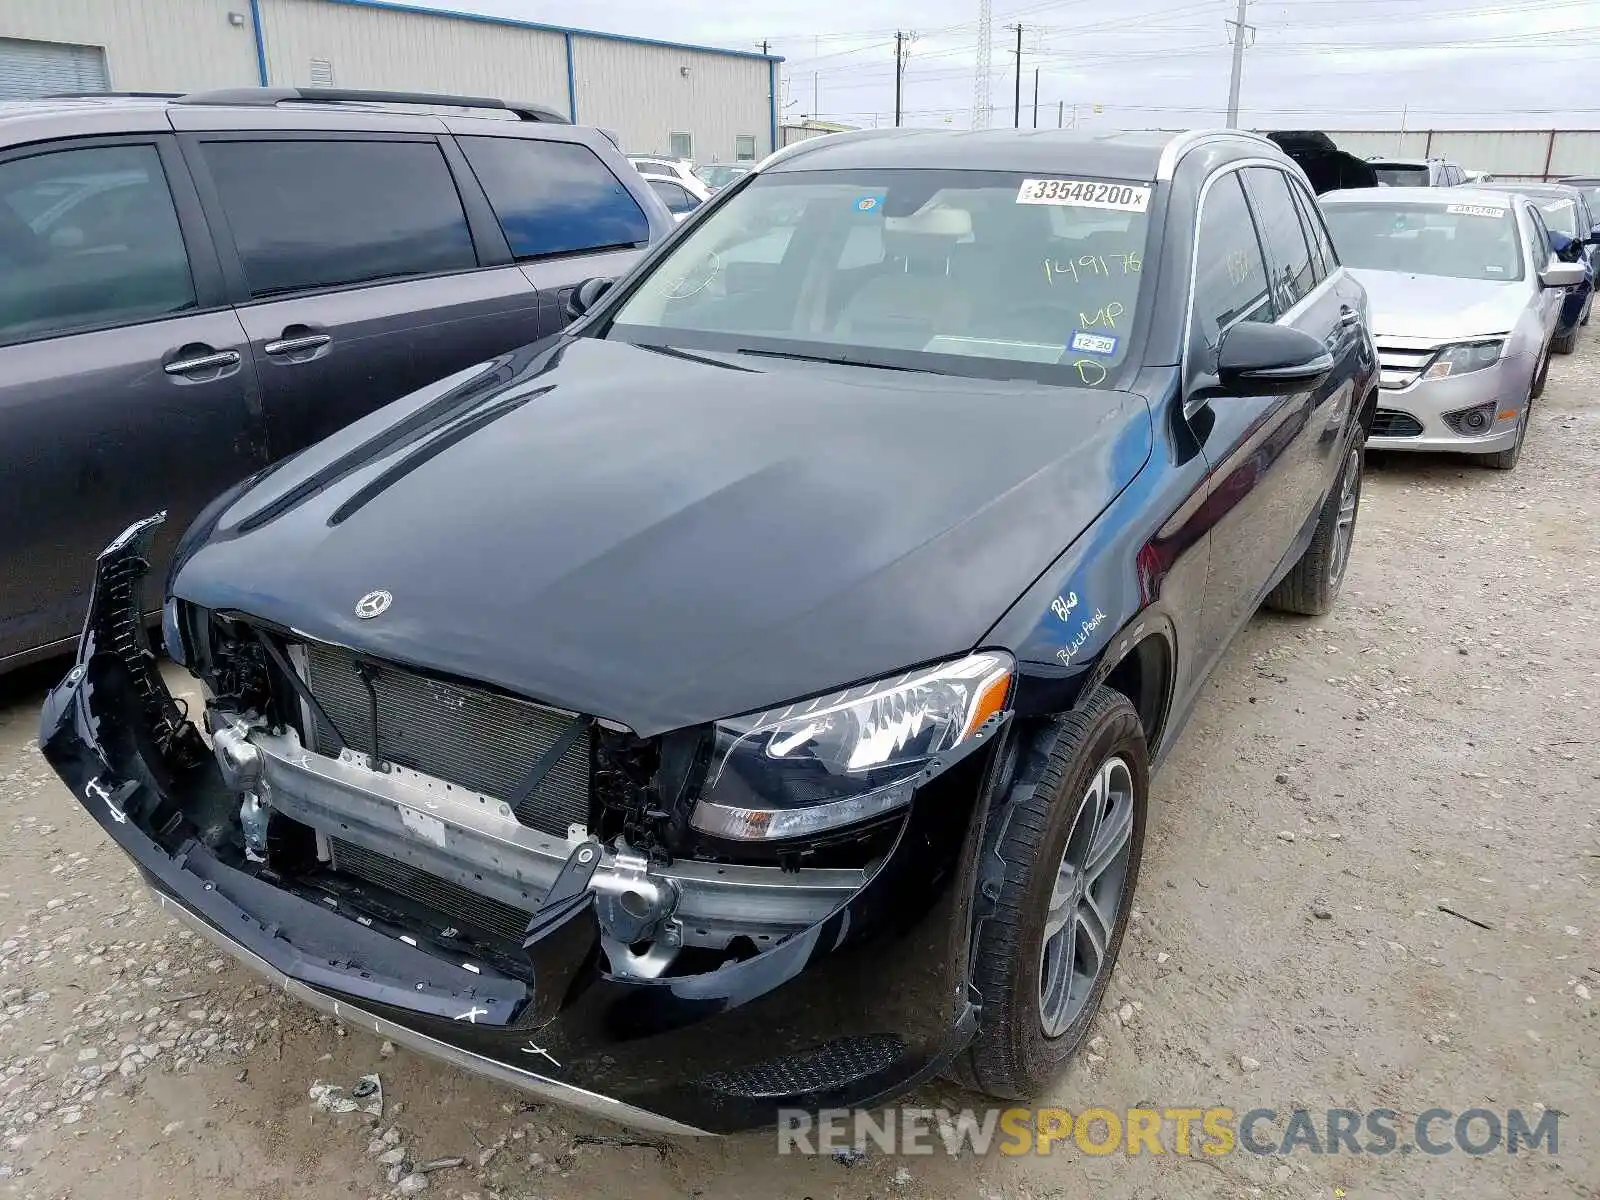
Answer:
[{"xmin": 0, "ymin": 340, "xmax": 1595, "ymax": 1199}]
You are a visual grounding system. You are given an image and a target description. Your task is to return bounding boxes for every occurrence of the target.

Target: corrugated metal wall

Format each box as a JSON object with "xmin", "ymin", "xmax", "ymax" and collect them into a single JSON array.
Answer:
[
  {"xmin": 0, "ymin": 0, "xmax": 776, "ymax": 159},
  {"xmin": 0, "ymin": 0, "xmax": 259, "ymax": 92},
  {"xmin": 1322, "ymin": 129, "xmax": 1600, "ymax": 180},
  {"xmin": 258, "ymin": 0, "xmax": 568, "ymax": 112},
  {"xmin": 571, "ymin": 37, "xmax": 772, "ymax": 162}
]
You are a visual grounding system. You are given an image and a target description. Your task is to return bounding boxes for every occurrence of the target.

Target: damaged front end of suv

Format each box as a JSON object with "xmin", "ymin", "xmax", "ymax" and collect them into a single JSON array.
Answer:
[{"xmin": 41, "ymin": 514, "xmax": 1016, "ymax": 1134}]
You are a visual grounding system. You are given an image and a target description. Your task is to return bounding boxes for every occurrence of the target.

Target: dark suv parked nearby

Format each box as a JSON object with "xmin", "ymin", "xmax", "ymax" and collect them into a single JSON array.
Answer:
[
  {"xmin": 41, "ymin": 127, "xmax": 1377, "ymax": 1133},
  {"xmin": 0, "ymin": 87, "xmax": 672, "ymax": 669}
]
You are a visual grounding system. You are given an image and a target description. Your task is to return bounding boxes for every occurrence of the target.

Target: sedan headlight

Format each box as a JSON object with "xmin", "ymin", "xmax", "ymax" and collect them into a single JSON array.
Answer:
[
  {"xmin": 1423, "ymin": 339, "xmax": 1504, "ymax": 380},
  {"xmin": 689, "ymin": 651, "xmax": 1014, "ymax": 842}
]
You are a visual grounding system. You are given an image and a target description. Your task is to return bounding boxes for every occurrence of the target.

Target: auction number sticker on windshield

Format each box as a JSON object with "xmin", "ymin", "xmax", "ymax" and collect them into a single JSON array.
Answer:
[
  {"xmin": 1018, "ymin": 178, "xmax": 1151, "ymax": 211},
  {"xmin": 1445, "ymin": 203, "xmax": 1507, "ymax": 219}
]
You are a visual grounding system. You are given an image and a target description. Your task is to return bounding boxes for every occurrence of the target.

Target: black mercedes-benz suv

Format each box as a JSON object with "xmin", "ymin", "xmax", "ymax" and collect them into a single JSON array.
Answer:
[{"xmin": 40, "ymin": 127, "xmax": 1377, "ymax": 1134}]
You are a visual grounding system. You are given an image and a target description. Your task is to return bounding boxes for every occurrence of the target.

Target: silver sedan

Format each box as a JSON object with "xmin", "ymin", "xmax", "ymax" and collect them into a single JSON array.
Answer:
[{"xmin": 1320, "ymin": 187, "xmax": 1585, "ymax": 469}]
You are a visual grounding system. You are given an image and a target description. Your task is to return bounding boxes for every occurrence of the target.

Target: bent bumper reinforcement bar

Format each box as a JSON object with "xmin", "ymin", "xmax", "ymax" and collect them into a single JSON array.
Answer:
[{"xmin": 243, "ymin": 724, "xmax": 866, "ymax": 950}]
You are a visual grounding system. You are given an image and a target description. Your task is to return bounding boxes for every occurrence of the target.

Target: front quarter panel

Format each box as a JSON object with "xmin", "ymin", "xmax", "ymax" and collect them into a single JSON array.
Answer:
[{"xmin": 987, "ymin": 367, "xmax": 1211, "ymax": 762}]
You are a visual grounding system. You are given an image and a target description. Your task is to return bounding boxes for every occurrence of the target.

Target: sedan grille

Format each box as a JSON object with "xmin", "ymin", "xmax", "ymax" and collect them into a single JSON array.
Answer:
[
  {"xmin": 1371, "ymin": 408, "xmax": 1424, "ymax": 438},
  {"xmin": 1377, "ymin": 344, "xmax": 1435, "ymax": 390},
  {"xmin": 300, "ymin": 643, "xmax": 591, "ymax": 837}
]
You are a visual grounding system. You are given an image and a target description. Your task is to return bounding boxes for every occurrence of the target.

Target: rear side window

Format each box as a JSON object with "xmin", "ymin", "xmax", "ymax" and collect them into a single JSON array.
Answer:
[
  {"xmin": 1243, "ymin": 168, "xmax": 1317, "ymax": 313},
  {"xmin": 0, "ymin": 143, "xmax": 195, "ymax": 345},
  {"xmin": 1293, "ymin": 183, "xmax": 1340, "ymax": 273},
  {"xmin": 460, "ymin": 136, "xmax": 650, "ymax": 259},
  {"xmin": 649, "ymin": 179, "xmax": 698, "ymax": 214},
  {"xmin": 201, "ymin": 139, "xmax": 476, "ymax": 298},
  {"xmin": 1190, "ymin": 172, "xmax": 1273, "ymax": 358}
]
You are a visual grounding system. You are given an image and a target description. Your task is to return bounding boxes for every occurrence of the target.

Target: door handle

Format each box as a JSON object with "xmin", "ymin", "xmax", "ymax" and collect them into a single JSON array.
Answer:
[
  {"xmin": 264, "ymin": 333, "xmax": 332, "ymax": 356},
  {"xmin": 164, "ymin": 350, "xmax": 241, "ymax": 376}
]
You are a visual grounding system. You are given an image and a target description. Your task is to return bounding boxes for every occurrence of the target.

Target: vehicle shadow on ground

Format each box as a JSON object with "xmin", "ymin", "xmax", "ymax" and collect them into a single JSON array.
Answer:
[{"xmin": 1363, "ymin": 448, "xmax": 1505, "ymax": 488}]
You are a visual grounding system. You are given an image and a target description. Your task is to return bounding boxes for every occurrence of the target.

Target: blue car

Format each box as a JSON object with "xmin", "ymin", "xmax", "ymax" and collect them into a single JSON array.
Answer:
[{"xmin": 1476, "ymin": 181, "xmax": 1598, "ymax": 353}]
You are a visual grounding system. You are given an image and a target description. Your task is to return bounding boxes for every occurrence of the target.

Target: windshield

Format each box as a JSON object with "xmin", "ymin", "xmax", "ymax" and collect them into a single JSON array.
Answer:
[
  {"xmin": 696, "ymin": 165, "xmax": 750, "ymax": 190},
  {"xmin": 1372, "ymin": 164, "xmax": 1431, "ymax": 187},
  {"xmin": 605, "ymin": 168, "xmax": 1153, "ymax": 385},
  {"xmin": 1322, "ymin": 202, "xmax": 1522, "ymax": 281}
]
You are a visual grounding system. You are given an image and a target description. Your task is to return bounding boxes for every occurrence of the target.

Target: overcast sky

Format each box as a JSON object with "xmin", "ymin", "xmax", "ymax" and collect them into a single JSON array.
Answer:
[{"xmin": 438, "ymin": 0, "xmax": 1600, "ymax": 131}]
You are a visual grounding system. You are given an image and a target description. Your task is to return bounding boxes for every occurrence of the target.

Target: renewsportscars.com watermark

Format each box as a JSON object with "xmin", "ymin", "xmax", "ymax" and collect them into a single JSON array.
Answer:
[{"xmin": 778, "ymin": 1106, "xmax": 1562, "ymax": 1158}]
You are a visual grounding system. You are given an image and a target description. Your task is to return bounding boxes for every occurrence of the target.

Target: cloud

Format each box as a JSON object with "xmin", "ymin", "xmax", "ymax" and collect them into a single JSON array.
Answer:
[{"xmin": 417, "ymin": 0, "xmax": 1600, "ymax": 130}]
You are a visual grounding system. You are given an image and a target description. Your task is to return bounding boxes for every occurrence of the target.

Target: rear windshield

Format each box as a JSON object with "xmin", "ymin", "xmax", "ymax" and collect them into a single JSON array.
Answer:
[
  {"xmin": 606, "ymin": 168, "xmax": 1153, "ymax": 385},
  {"xmin": 1322, "ymin": 202, "xmax": 1522, "ymax": 281},
  {"xmin": 1372, "ymin": 164, "xmax": 1431, "ymax": 187}
]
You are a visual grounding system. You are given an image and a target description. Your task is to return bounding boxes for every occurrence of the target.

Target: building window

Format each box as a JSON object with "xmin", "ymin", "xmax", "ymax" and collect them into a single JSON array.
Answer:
[
  {"xmin": 669, "ymin": 132, "xmax": 693, "ymax": 161},
  {"xmin": 309, "ymin": 58, "xmax": 335, "ymax": 87},
  {"xmin": 734, "ymin": 135, "xmax": 757, "ymax": 161}
]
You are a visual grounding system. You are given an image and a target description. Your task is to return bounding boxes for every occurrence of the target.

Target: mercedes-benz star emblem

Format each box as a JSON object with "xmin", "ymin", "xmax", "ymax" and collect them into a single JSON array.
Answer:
[{"xmin": 355, "ymin": 589, "xmax": 392, "ymax": 619}]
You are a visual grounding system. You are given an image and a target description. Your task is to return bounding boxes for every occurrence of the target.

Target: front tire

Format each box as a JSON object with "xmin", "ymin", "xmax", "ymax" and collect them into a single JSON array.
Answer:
[
  {"xmin": 1531, "ymin": 348, "xmax": 1551, "ymax": 398},
  {"xmin": 954, "ymin": 687, "xmax": 1148, "ymax": 1099},
  {"xmin": 1265, "ymin": 437, "xmax": 1364, "ymax": 616}
]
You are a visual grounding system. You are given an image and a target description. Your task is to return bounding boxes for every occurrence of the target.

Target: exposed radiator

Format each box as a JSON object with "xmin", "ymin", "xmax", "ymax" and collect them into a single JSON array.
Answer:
[
  {"xmin": 329, "ymin": 837, "xmax": 534, "ymax": 944},
  {"xmin": 300, "ymin": 642, "xmax": 591, "ymax": 838}
]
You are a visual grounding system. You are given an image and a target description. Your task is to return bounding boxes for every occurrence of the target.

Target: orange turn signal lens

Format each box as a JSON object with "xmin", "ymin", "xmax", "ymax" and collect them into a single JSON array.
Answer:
[{"xmin": 962, "ymin": 663, "xmax": 1014, "ymax": 741}]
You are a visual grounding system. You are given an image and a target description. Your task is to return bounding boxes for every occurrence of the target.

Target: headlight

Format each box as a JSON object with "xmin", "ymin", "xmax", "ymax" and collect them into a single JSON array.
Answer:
[
  {"xmin": 689, "ymin": 651, "xmax": 1014, "ymax": 842},
  {"xmin": 1423, "ymin": 339, "xmax": 1504, "ymax": 380}
]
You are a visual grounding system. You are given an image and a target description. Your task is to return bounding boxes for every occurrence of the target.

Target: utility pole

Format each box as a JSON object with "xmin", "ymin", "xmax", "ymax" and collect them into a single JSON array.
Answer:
[
  {"xmin": 1032, "ymin": 68, "xmax": 1039, "ymax": 128},
  {"xmin": 1224, "ymin": 0, "xmax": 1254, "ymax": 128},
  {"xmin": 813, "ymin": 72, "xmax": 819, "ymax": 119},
  {"xmin": 1010, "ymin": 24, "xmax": 1022, "ymax": 128},
  {"xmin": 1058, "ymin": 99, "xmax": 1064, "ymax": 128},
  {"xmin": 894, "ymin": 31, "xmax": 904, "ymax": 127}
]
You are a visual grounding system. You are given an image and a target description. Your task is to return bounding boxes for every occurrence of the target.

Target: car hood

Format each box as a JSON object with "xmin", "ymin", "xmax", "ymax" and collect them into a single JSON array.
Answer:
[
  {"xmin": 173, "ymin": 338, "xmax": 1152, "ymax": 736},
  {"xmin": 1345, "ymin": 268, "xmax": 1527, "ymax": 341}
]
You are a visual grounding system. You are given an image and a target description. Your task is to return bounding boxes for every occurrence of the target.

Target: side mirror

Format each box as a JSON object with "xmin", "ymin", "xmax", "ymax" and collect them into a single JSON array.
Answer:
[
  {"xmin": 1539, "ymin": 261, "xmax": 1587, "ymax": 288},
  {"xmin": 1214, "ymin": 321, "xmax": 1335, "ymax": 395},
  {"xmin": 566, "ymin": 276, "xmax": 614, "ymax": 320}
]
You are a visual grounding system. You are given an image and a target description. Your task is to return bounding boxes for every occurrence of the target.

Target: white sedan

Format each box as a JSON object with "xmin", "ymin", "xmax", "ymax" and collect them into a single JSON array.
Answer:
[{"xmin": 639, "ymin": 173, "xmax": 712, "ymax": 222}]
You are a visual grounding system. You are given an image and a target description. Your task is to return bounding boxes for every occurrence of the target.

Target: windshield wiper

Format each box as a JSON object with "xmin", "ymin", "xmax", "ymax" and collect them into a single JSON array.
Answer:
[{"xmin": 731, "ymin": 347, "xmax": 949, "ymax": 375}]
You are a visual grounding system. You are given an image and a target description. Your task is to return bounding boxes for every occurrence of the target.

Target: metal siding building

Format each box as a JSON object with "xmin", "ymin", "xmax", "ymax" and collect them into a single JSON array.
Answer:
[
  {"xmin": 571, "ymin": 37, "xmax": 772, "ymax": 164},
  {"xmin": 0, "ymin": 0, "xmax": 779, "ymax": 160},
  {"xmin": 258, "ymin": 0, "xmax": 569, "ymax": 114},
  {"xmin": 1, "ymin": 0, "xmax": 259, "ymax": 95}
]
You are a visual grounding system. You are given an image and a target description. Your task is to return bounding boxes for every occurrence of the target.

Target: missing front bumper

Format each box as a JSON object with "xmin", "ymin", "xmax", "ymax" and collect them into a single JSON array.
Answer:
[{"xmin": 36, "ymin": 516, "xmax": 984, "ymax": 1131}]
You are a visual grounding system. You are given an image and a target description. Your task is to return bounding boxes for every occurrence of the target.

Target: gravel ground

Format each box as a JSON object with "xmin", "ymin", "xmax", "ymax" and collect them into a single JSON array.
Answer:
[{"xmin": 0, "ymin": 339, "xmax": 1595, "ymax": 1200}]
